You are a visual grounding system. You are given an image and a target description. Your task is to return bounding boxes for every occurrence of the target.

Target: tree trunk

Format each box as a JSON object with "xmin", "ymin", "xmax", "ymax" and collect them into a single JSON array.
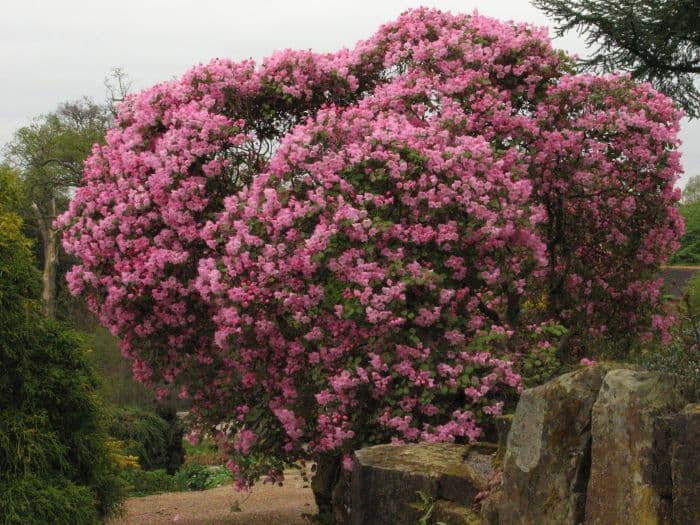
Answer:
[
  {"xmin": 32, "ymin": 199, "xmax": 58, "ymax": 319},
  {"xmin": 312, "ymin": 453, "xmax": 352, "ymax": 525}
]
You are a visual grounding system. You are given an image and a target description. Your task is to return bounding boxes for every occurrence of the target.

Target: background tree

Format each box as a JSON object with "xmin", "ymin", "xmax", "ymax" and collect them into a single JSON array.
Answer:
[
  {"xmin": 533, "ymin": 0, "xmax": 700, "ymax": 118},
  {"xmin": 669, "ymin": 175, "xmax": 700, "ymax": 264},
  {"xmin": 2, "ymin": 81, "xmax": 154, "ymax": 410},
  {"xmin": 4, "ymin": 98, "xmax": 110, "ymax": 318},
  {"xmin": 104, "ymin": 67, "xmax": 133, "ymax": 119},
  {"xmin": 681, "ymin": 174, "xmax": 700, "ymax": 204}
]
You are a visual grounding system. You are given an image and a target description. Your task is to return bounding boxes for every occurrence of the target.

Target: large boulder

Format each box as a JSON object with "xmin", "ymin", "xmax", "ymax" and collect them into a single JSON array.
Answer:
[
  {"xmin": 671, "ymin": 404, "xmax": 700, "ymax": 525},
  {"xmin": 350, "ymin": 442, "xmax": 495, "ymax": 525},
  {"xmin": 585, "ymin": 370, "xmax": 689, "ymax": 525},
  {"xmin": 499, "ymin": 364, "xmax": 615, "ymax": 525}
]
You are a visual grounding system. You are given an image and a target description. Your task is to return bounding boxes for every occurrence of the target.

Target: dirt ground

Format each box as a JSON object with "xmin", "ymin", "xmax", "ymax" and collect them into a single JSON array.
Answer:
[{"xmin": 109, "ymin": 470, "xmax": 317, "ymax": 525}]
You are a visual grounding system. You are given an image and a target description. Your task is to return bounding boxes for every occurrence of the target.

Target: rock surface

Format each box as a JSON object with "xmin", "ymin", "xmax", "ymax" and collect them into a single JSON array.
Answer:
[
  {"xmin": 499, "ymin": 364, "xmax": 613, "ymax": 525},
  {"xmin": 493, "ymin": 414, "xmax": 512, "ymax": 466},
  {"xmin": 350, "ymin": 442, "xmax": 494, "ymax": 525},
  {"xmin": 479, "ymin": 490, "xmax": 502, "ymax": 525},
  {"xmin": 432, "ymin": 500, "xmax": 481, "ymax": 525},
  {"xmin": 671, "ymin": 404, "xmax": 700, "ymax": 525},
  {"xmin": 585, "ymin": 369, "xmax": 689, "ymax": 525}
]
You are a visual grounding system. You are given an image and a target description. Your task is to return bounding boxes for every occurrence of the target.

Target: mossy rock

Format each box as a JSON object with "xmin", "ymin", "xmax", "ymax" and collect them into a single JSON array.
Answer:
[{"xmin": 351, "ymin": 443, "xmax": 495, "ymax": 525}]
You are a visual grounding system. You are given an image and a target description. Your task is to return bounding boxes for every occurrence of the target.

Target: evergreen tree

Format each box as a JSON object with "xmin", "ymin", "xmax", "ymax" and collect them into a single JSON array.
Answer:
[{"xmin": 533, "ymin": 0, "xmax": 700, "ymax": 117}]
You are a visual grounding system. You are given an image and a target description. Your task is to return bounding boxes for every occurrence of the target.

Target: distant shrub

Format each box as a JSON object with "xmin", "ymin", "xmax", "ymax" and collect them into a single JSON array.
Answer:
[
  {"xmin": 174, "ymin": 465, "xmax": 232, "ymax": 491},
  {"xmin": 119, "ymin": 464, "xmax": 232, "ymax": 496},
  {"xmin": 108, "ymin": 406, "xmax": 184, "ymax": 474},
  {"xmin": 119, "ymin": 468, "xmax": 179, "ymax": 497}
]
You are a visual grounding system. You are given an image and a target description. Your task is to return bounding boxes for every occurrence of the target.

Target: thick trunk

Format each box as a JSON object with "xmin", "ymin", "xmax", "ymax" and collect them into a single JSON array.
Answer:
[{"xmin": 32, "ymin": 199, "xmax": 58, "ymax": 319}]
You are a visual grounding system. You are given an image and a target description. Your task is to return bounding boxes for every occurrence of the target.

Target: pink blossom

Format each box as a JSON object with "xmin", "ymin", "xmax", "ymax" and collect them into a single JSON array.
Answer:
[{"xmin": 59, "ymin": 6, "xmax": 682, "ymax": 490}]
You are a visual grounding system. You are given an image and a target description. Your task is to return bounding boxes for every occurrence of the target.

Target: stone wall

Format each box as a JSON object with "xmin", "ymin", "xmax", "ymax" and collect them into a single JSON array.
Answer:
[{"xmin": 331, "ymin": 364, "xmax": 699, "ymax": 524}]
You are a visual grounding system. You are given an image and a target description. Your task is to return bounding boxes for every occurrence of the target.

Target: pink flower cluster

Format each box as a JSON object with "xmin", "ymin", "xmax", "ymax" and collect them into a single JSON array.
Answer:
[{"xmin": 59, "ymin": 8, "xmax": 683, "ymax": 487}]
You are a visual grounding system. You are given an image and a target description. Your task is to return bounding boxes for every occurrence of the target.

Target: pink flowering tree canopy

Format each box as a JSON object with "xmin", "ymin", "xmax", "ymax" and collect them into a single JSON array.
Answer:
[{"xmin": 59, "ymin": 8, "xmax": 683, "ymax": 486}]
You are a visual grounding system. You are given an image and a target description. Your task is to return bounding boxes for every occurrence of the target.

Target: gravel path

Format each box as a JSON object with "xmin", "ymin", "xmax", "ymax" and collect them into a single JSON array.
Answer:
[{"xmin": 109, "ymin": 470, "xmax": 317, "ymax": 524}]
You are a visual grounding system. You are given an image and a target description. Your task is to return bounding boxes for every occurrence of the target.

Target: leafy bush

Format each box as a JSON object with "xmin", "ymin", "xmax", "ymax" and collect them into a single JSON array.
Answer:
[
  {"xmin": 60, "ymin": 8, "xmax": 683, "ymax": 488},
  {"xmin": 119, "ymin": 464, "xmax": 232, "ymax": 496},
  {"xmin": 0, "ymin": 201, "xmax": 125, "ymax": 523},
  {"xmin": 174, "ymin": 465, "xmax": 232, "ymax": 491},
  {"xmin": 1, "ymin": 476, "xmax": 100, "ymax": 525},
  {"xmin": 107, "ymin": 406, "xmax": 184, "ymax": 474},
  {"xmin": 119, "ymin": 468, "xmax": 179, "ymax": 497}
]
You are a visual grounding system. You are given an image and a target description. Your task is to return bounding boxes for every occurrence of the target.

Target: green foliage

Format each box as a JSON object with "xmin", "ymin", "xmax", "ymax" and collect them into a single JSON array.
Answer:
[
  {"xmin": 119, "ymin": 468, "xmax": 180, "ymax": 497},
  {"xmin": 0, "ymin": 213, "xmax": 38, "ymax": 324},
  {"xmin": 0, "ymin": 198, "xmax": 125, "ymax": 523},
  {"xmin": 173, "ymin": 465, "xmax": 232, "ymax": 491},
  {"xmin": 0, "ymin": 476, "xmax": 100, "ymax": 525},
  {"xmin": 669, "ymin": 200, "xmax": 700, "ymax": 265},
  {"xmin": 520, "ymin": 322, "xmax": 565, "ymax": 388},
  {"xmin": 153, "ymin": 404, "xmax": 187, "ymax": 474},
  {"xmin": 119, "ymin": 464, "xmax": 232, "ymax": 497},
  {"xmin": 107, "ymin": 407, "xmax": 168, "ymax": 470},
  {"xmin": 533, "ymin": 0, "xmax": 700, "ymax": 118},
  {"xmin": 0, "ymin": 316, "xmax": 127, "ymax": 524},
  {"xmin": 411, "ymin": 490, "xmax": 447, "ymax": 525},
  {"xmin": 107, "ymin": 406, "xmax": 184, "ymax": 474},
  {"xmin": 0, "ymin": 165, "xmax": 24, "ymax": 215},
  {"xmin": 83, "ymin": 326, "xmax": 153, "ymax": 407},
  {"xmin": 4, "ymin": 98, "xmax": 110, "ymax": 211}
]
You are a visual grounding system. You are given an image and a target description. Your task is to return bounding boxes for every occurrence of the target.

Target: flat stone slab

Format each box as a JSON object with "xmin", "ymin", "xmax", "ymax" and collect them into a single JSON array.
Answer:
[{"xmin": 350, "ymin": 442, "xmax": 495, "ymax": 525}]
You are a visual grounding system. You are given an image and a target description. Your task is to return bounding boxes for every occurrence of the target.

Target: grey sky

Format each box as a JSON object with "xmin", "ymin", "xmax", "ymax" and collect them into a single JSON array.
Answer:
[{"xmin": 1, "ymin": 0, "xmax": 698, "ymax": 185}]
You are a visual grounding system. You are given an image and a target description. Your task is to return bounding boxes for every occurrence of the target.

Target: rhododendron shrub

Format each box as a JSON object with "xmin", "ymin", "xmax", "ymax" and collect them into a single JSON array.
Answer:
[
  {"xmin": 532, "ymin": 75, "xmax": 683, "ymax": 347},
  {"xmin": 59, "ymin": 8, "xmax": 683, "ymax": 487}
]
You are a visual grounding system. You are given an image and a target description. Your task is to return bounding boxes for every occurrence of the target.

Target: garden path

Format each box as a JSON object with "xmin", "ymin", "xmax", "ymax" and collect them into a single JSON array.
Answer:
[{"xmin": 109, "ymin": 470, "xmax": 316, "ymax": 524}]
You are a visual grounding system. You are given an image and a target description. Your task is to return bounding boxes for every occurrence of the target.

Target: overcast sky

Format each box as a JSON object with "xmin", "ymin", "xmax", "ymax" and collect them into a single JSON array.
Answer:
[{"xmin": 1, "ymin": 0, "xmax": 698, "ymax": 185}]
